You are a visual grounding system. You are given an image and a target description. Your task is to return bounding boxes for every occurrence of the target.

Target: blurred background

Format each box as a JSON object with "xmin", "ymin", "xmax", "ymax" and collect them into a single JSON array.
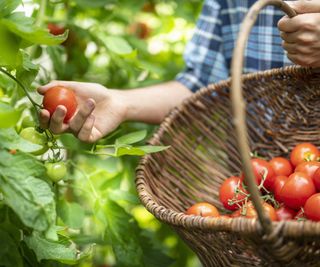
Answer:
[{"xmin": 19, "ymin": 0, "xmax": 204, "ymax": 266}]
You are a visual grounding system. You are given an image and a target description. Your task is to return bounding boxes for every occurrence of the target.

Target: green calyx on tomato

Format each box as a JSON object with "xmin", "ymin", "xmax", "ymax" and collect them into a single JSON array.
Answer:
[
  {"xmin": 20, "ymin": 127, "xmax": 48, "ymax": 155},
  {"xmin": 45, "ymin": 162, "xmax": 67, "ymax": 182}
]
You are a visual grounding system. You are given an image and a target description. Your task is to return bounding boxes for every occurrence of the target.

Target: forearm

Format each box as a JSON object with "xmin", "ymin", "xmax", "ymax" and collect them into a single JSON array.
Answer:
[{"xmin": 119, "ymin": 81, "xmax": 192, "ymax": 124}]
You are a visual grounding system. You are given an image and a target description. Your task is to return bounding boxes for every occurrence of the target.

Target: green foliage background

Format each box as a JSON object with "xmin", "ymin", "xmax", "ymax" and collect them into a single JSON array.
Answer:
[{"xmin": 0, "ymin": 0, "xmax": 203, "ymax": 266}]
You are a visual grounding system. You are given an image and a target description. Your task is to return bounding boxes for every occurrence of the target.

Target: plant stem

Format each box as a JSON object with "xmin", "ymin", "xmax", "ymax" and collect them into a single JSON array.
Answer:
[{"xmin": 0, "ymin": 68, "xmax": 42, "ymax": 111}]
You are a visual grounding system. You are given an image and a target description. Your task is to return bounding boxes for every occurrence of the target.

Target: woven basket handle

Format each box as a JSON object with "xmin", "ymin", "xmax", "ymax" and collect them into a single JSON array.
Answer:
[{"xmin": 230, "ymin": 0, "xmax": 296, "ymax": 234}]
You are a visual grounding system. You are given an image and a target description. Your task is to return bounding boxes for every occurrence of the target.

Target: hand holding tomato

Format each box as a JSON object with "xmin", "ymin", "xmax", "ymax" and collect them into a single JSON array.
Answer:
[{"xmin": 38, "ymin": 81, "xmax": 128, "ymax": 143}]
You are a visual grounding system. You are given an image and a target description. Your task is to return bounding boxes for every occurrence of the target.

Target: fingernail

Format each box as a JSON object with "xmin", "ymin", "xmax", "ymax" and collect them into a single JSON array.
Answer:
[{"xmin": 87, "ymin": 100, "xmax": 95, "ymax": 109}]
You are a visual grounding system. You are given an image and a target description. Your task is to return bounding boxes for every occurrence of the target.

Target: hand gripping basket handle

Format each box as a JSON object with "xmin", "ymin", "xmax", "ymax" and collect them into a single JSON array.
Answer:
[{"xmin": 230, "ymin": 0, "xmax": 296, "ymax": 235}]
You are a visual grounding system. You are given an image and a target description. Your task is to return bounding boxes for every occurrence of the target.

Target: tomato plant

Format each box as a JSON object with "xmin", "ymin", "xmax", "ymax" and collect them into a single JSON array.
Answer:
[
  {"xmin": 304, "ymin": 193, "xmax": 320, "ymax": 221},
  {"xmin": 280, "ymin": 172, "xmax": 316, "ymax": 210},
  {"xmin": 43, "ymin": 86, "xmax": 77, "ymax": 123},
  {"xmin": 45, "ymin": 162, "xmax": 67, "ymax": 182},
  {"xmin": 219, "ymin": 176, "xmax": 247, "ymax": 210},
  {"xmin": 269, "ymin": 157, "xmax": 293, "ymax": 177},
  {"xmin": 0, "ymin": 1, "xmax": 204, "ymax": 266},
  {"xmin": 186, "ymin": 202, "xmax": 220, "ymax": 217},
  {"xmin": 290, "ymin": 143, "xmax": 319, "ymax": 167}
]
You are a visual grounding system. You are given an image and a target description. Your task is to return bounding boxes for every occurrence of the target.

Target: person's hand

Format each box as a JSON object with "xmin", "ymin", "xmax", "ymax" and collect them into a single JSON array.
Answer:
[
  {"xmin": 38, "ymin": 81, "xmax": 127, "ymax": 143},
  {"xmin": 278, "ymin": 0, "xmax": 320, "ymax": 67}
]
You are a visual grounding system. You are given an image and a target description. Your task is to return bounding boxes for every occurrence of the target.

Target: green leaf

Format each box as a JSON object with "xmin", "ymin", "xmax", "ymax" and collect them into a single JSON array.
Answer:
[
  {"xmin": 0, "ymin": 0, "xmax": 21, "ymax": 18},
  {"xmin": 0, "ymin": 128, "xmax": 43, "ymax": 153},
  {"xmin": 103, "ymin": 199, "xmax": 143, "ymax": 267},
  {"xmin": 116, "ymin": 146, "xmax": 146, "ymax": 157},
  {"xmin": 57, "ymin": 201, "xmax": 85, "ymax": 229},
  {"xmin": 74, "ymin": 0, "xmax": 113, "ymax": 8},
  {"xmin": 136, "ymin": 145, "xmax": 170, "ymax": 154},
  {"xmin": 0, "ymin": 151, "xmax": 55, "ymax": 232},
  {"xmin": 115, "ymin": 145, "xmax": 169, "ymax": 157},
  {"xmin": 0, "ymin": 229, "xmax": 23, "ymax": 267},
  {"xmin": 0, "ymin": 25, "xmax": 21, "ymax": 67},
  {"xmin": 115, "ymin": 130, "xmax": 147, "ymax": 145},
  {"xmin": 103, "ymin": 36, "xmax": 133, "ymax": 55},
  {"xmin": 0, "ymin": 150, "xmax": 46, "ymax": 184},
  {"xmin": 16, "ymin": 52, "xmax": 39, "ymax": 89},
  {"xmin": 25, "ymin": 232, "xmax": 85, "ymax": 264},
  {"xmin": 107, "ymin": 189, "xmax": 140, "ymax": 205},
  {"xmin": 0, "ymin": 102, "xmax": 22, "ymax": 128},
  {"xmin": 1, "ymin": 13, "xmax": 68, "ymax": 47}
]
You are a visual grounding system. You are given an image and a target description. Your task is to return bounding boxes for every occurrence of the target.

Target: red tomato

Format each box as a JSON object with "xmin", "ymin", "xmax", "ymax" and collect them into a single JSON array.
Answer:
[
  {"xmin": 290, "ymin": 143, "xmax": 319, "ymax": 167},
  {"xmin": 312, "ymin": 168, "xmax": 320, "ymax": 191},
  {"xmin": 239, "ymin": 202, "xmax": 278, "ymax": 221},
  {"xmin": 186, "ymin": 202, "xmax": 220, "ymax": 217},
  {"xmin": 241, "ymin": 158, "xmax": 275, "ymax": 191},
  {"xmin": 219, "ymin": 176, "xmax": 247, "ymax": 211},
  {"xmin": 273, "ymin": 175, "xmax": 288, "ymax": 202},
  {"xmin": 269, "ymin": 157, "xmax": 293, "ymax": 177},
  {"xmin": 43, "ymin": 86, "xmax": 77, "ymax": 123},
  {"xmin": 276, "ymin": 206, "xmax": 296, "ymax": 221},
  {"xmin": 280, "ymin": 172, "xmax": 316, "ymax": 210},
  {"xmin": 48, "ymin": 23, "xmax": 65, "ymax": 35},
  {"xmin": 295, "ymin": 161, "xmax": 320, "ymax": 179},
  {"xmin": 304, "ymin": 193, "xmax": 320, "ymax": 221}
]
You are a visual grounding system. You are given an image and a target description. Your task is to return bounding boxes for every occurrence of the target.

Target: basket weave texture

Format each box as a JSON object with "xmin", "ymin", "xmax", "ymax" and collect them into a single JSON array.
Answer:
[{"xmin": 136, "ymin": 66, "xmax": 320, "ymax": 267}]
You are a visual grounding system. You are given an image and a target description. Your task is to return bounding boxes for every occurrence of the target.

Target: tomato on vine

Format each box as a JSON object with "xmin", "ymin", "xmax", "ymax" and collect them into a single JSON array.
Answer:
[
  {"xmin": 186, "ymin": 202, "xmax": 220, "ymax": 217},
  {"xmin": 45, "ymin": 162, "xmax": 67, "ymax": 182},
  {"xmin": 20, "ymin": 127, "xmax": 48, "ymax": 155},
  {"xmin": 290, "ymin": 143, "xmax": 319, "ymax": 167},
  {"xmin": 241, "ymin": 158, "xmax": 275, "ymax": 191},
  {"xmin": 43, "ymin": 86, "xmax": 77, "ymax": 123},
  {"xmin": 237, "ymin": 202, "xmax": 278, "ymax": 221},
  {"xmin": 219, "ymin": 176, "xmax": 247, "ymax": 211}
]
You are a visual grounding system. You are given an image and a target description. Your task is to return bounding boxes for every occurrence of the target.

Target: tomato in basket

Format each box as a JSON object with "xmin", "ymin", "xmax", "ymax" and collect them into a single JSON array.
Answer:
[{"xmin": 186, "ymin": 202, "xmax": 220, "ymax": 217}]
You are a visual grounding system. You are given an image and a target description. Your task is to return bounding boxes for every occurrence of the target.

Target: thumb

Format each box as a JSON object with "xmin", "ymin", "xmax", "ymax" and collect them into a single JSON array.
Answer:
[{"xmin": 285, "ymin": 0, "xmax": 320, "ymax": 14}]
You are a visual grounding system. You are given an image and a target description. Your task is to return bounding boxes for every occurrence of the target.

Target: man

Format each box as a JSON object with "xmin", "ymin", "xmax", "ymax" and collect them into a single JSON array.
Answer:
[{"xmin": 38, "ymin": 0, "xmax": 320, "ymax": 142}]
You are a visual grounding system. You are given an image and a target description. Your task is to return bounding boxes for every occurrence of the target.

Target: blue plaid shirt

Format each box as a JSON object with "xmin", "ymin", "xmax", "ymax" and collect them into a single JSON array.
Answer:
[{"xmin": 176, "ymin": 0, "xmax": 292, "ymax": 92}]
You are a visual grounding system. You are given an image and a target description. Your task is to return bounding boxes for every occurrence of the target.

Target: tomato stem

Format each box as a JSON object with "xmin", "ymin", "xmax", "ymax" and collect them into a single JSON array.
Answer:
[{"xmin": 0, "ymin": 68, "xmax": 43, "ymax": 111}]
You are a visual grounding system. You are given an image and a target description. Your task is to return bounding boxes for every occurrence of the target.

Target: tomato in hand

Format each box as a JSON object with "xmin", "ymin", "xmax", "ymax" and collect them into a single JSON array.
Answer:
[
  {"xmin": 276, "ymin": 206, "xmax": 296, "ymax": 221},
  {"xmin": 269, "ymin": 157, "xmax": 293, "ymax": 177},
  {"xmin": 241, "ymin": 158, "xmax": 275, "ymax": 191},
  {"xmin": 295, "ymin": 161, "xmax": 320, "ymax": 179},
  {"xmin": 45, "ymin": 162, "xmax": 67, "ymax": 182},
  {"xmin": 290, "ymin": 143, "xmax": 319, "ymax": 167},
  {"xmin": 304, "ymin": 193, "xmax": 320, "ymax": 221},
  {"xmin": 43, "ymin": 86, "xmax": 77, "ymax": 123},
  {"xmin": 312, "ymin": 167, "xmax": 320, "ymax": 191},
  {"xmin": 273, "ymin": 175, "xmax": 288, "ymax": 202},
  {"xmin": 280, "ymin": 172, "xmax": 316, "ymax": 210},
  {"xmin": 186, "ymin": 202, "xmax": 220, "ymax": 217},
  {"xmin": 20, "ymin": 127, "xmax": 48, "ymax": 155},
  {"xmin": 219, "ymin": 176, "xmax": 247, "ymax": 211}
]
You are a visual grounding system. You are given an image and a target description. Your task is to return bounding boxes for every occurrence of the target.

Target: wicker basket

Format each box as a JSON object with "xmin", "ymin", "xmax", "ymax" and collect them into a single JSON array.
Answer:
[{"xmin": 136, "ymin": 1, "xmax": 320, "ymax": 266}]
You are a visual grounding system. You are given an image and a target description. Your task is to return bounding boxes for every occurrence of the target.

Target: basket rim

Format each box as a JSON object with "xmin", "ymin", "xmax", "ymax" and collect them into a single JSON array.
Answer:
[{"xmin": 135, "ymin": 65, "xmax": 320, "ymax": 238}]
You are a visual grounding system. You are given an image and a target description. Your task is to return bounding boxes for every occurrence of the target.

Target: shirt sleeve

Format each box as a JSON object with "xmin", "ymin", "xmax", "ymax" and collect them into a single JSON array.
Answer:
[{"xmin": 176, "ymin": 0, "xmax": 228, "ymax": 92}]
